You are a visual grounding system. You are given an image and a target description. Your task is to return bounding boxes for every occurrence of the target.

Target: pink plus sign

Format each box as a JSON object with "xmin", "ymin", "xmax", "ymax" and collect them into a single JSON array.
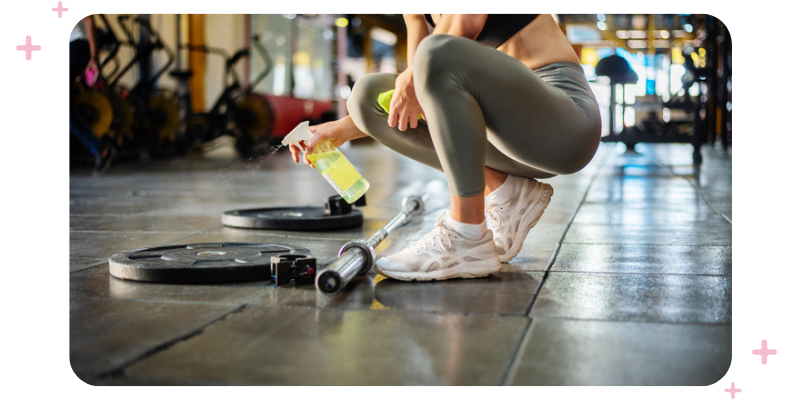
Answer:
[
  {"xmin": 52, "ymin": 2, "xmax": 68, "ymax": 18},
  {"xmin": 725, "ymin": 382, "xmax": 741, "ymax": 399},
  {"xmin": 16, "ymin": 36, "xmax": 41, "ymax": 60},
  {"xmin": 752, "ymin": 339, "xmax": 777, "ymax": 364}
]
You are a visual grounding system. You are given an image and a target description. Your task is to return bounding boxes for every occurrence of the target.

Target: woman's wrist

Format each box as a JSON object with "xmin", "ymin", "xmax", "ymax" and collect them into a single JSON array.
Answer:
[{"xmin": 340, "ymin": 115, "xmax": 368, "ymax": 142}]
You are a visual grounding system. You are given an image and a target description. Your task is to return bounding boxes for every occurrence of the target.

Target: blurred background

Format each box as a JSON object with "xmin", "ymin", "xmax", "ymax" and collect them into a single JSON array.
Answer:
[{"xmin": 69, "ymin": 14, "xmax": 731, "ymax": 165}]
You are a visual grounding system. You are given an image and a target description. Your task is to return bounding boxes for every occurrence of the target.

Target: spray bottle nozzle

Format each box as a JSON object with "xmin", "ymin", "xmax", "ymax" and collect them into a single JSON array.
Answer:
[{"xmin": 281, "ymin": 121, "xmax": 313, "ymax": 147}]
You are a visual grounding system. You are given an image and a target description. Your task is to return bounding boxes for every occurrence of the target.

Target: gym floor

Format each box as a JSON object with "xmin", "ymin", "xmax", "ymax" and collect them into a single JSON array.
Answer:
[{"xmin": 69, "ymin": 139, "xmax": 732, "ymax": 385}]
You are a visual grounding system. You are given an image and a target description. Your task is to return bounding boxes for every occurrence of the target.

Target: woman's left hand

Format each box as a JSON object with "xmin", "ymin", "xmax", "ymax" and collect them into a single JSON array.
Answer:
[{"xmin": 388, "ymin": 68, "xmax": 426, "ymax": 131}]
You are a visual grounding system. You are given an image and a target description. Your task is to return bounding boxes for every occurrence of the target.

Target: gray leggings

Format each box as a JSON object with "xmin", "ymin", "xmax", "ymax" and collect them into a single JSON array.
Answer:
[{"xmin": 347, "ymin": 34, "xmax": 602, "ymax": 197}]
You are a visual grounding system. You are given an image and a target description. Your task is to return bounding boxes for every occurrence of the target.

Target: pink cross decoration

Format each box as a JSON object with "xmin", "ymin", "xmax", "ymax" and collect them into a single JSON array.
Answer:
[
  {"xmin": 52, "ymin": 2, "xmax": 68, "ymax": 18},
  {"xmin": 725, "ymin": 382, "xmax": 741, "ymax": 399},
  {"xmin": 752, "ymin": 339, "xmax": 777, "ymax": 364},
  {"xmin": 16, "ymin": 36, "xmax": 41, "ymax": 60}
]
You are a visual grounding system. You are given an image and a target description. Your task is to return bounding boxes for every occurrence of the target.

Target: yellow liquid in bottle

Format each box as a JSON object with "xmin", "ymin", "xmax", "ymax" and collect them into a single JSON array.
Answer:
[{"xmin": 306, "ymin": 144, "xmax": 369, "ymax": 204}]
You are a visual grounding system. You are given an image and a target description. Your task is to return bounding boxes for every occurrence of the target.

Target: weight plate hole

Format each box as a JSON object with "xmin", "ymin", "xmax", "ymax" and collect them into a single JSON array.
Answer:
[{"xmin": 197, "ymin": 251, "xmax": 226, "ymax": 256}]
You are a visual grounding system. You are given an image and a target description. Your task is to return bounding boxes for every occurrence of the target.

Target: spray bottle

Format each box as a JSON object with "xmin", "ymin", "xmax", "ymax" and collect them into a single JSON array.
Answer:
[{"xmin": 282, "ymin": 121, "xmax": 369, "ymax": 204}]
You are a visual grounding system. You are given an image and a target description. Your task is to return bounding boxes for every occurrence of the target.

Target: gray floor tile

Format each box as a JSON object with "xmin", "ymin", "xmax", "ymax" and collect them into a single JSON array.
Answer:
[
  {"xmin": 70, "ymin": 298, "xmax": 239, "ymax": 383},
  {"xmin": 552, "ymin": 243, "xmax": 732, "ymax": 275},
  {"xmin": 70, "ymin": 198, "xmax": 176, "ymax": 216},
  {"xmin": 500, "ymin": 240, "xmax": 559, "ymax": 271},
  {"xmin": 70, "ymin": 257, "xmax": 108, "ymax": 273},
  {"xmin": 70, "ymin": 215, "xmax": 220, "ymax": 232},
  {"xmin": 124, "ymin": 306, "xmax": 529, "ymax": 385},
  {"xmin": 240, "ymin": 269, "xmax": 541, "ymax": 316},
  {"xmin": 509, "ymin": 317, "xmax": 731, "ymax": 385},
  {"xmin": 70, "ymin": 265, "xmax": 274, "ymax": 305},
  {"xmin": 368, "ymin": 271, "xmax": 542, "ymax": 315},
  {"xmin": 585, "ymin": 184, "xmax": 700, "ymax": 203},
  {"xmin": 69, "ymin": 231, "xmax": 200, "ymax": 259},
  {"xmin": 564, "ymin": 224, "xmax": 732, "ymax": 246},
  {"xmin": 531, "ymin": 272, "xmax": 731, "ymax": 323},
  {"xmin": 573, "ymin": 203, "xmax": 730, "ymax": 226},
  {"xmin": 70, "ymin": 215, "xmax": 128, "ymax": 231}
]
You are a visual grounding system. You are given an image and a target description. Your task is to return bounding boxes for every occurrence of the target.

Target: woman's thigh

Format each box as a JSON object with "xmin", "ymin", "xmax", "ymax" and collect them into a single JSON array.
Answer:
[
  {"xmin": 412, "ymin": 34, "xmax": 601, "ymax": 176},
  {"xmin": 348, "ymin": 72, "xmax": 559, "ymax": 179}
]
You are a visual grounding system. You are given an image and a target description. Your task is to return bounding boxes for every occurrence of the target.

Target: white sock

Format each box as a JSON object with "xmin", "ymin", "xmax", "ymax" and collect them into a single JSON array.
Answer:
[
  {"xmin": 445, "ymin": 212, "xmax": 486, "ymax": 241},
  {"xmin": 485, "ymin": 175, "xmax": 516, "ymax": 205}
]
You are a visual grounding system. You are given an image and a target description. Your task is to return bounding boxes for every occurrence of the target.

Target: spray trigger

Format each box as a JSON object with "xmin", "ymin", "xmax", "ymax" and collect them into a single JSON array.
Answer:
[{"xmin": 281, "ymin": 121, "xmax": 313, "ymax": 147}]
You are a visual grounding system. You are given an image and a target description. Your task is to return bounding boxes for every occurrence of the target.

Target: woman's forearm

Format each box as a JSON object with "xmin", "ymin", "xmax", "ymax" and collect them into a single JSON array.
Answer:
[
  {"xmin": 403, "ymin": 14, "xmax": 429, "ymax": 67},
  {"xmin": 82, "ymin": 16, "xmax": 97, "ymax": 60}
]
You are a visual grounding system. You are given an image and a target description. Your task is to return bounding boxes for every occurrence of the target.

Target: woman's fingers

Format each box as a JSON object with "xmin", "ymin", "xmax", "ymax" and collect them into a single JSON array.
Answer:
[
  {"xmin": 289, "ymin": 141, "xmax": 309, "ymax": 163},
  {"xmin": 289, "ymin": 143, "xmax": 302, "ymax": 163},
  {"xmin": 390, "ymin": 104, "xmax": 416, "ymax": 132},
  {"xmin": 408, "ymin": 115, "xmax": 419, "ymax": 130},
  {"xmin": 397, "ymin": 113, "xmax": 408, "ymax": 131},
  {"xmin": 387, "ymin": 106, "xmax": 398, "ymax": 128}
]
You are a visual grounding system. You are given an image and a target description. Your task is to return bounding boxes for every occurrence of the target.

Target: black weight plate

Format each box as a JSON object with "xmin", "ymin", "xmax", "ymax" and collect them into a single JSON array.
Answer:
[
  {"xmin": 108, "ymin": 242, "xmax": 311, "ymax": 284},
  {"xmin": 221, "ymin": 207, "xmax": 363, "ymax": 231}
]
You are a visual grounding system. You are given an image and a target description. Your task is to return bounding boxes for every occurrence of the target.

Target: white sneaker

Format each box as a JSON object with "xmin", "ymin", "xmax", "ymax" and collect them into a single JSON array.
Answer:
[
  {"xmin": 485, "ymin": 175, "xmax": 553, "ymax": 262},
  {"xmin": 375, "ymin": 212, "xmax": 502, "ymax": 281}
]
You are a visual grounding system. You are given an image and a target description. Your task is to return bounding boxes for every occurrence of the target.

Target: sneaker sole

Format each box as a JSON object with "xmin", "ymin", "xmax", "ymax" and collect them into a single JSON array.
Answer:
[
  {"xmin": 92, "ymin": 148, "xmax": 117, "ymax": 177},
  {"xmin": 375, "ymin": 259, "xmax": 502, "ymax": 281},
  {"xmin": 498, "ymin": 182, "xmax": 553, "ymax": 262}
]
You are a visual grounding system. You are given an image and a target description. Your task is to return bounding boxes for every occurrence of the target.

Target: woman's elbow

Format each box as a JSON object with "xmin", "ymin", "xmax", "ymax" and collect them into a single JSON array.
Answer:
[{"xmin": 454, "ymin": 14, "xmax": 487, "ymax": 39}]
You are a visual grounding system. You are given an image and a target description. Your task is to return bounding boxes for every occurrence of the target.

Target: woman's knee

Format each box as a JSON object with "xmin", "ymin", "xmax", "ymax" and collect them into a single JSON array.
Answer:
[
  {"xmin": 346, "ymin": 73, "xmax": 396, "ymax": 132},
  {"xmin": 347, "ymin": 74, "xmax": 390, "ymax": 111},
  {"xmin": 412, "ymin": 34, "xmax": 466, "ymax": 87}
]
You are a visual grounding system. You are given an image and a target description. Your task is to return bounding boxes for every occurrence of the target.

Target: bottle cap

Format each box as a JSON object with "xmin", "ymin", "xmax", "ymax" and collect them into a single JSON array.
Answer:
[{"xmin": 281, "ymin": 121, "xmax": 312, "ymax": 146}]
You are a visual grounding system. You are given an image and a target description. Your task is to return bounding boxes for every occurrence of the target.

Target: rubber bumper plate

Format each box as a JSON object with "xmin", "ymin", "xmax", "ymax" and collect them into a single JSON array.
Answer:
[
  {"xmin": 108, "ymin": 242, "xmax": 311, "ymax": 283},
  {"xmin": 221, "ymin": 207, "xmax": 363, "ymax": 231}
]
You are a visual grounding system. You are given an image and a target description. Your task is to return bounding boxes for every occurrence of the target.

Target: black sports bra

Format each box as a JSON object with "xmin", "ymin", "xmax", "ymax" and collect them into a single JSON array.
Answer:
[{"xmin": 423, "ymin": 14, "xmax": 539, "ymax": 48}]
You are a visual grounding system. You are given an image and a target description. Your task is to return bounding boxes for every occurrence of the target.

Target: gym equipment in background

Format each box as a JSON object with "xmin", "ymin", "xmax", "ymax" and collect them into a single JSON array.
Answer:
[
  {"xmin": 111, "ymin": 15, "xmax": 180, "ymax": 157},
  {"xmin": 596, "ymin": 15, "xmax": 731, "ymax": 164},
  {"xmin": 169, "ymin": 35, "xmax": 274, "ymax": 156}
]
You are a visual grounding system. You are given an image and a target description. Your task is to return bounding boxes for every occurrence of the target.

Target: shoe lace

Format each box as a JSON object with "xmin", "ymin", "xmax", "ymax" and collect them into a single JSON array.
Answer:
[
  {"xmin": 411, "ymin": 214, "xmax": 454, "ymax": 254},
  {"xmin": 486, "ymin": 205, "xmax": 502, "ymax": 229}
]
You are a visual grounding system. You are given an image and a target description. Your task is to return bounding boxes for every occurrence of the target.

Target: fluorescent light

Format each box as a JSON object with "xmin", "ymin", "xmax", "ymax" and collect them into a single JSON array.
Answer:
[{"xmin": 335, "ymin": 17, "xmax": 349, "ymax": 28}]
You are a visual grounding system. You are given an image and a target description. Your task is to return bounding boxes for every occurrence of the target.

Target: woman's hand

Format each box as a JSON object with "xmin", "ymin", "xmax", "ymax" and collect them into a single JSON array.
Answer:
[
  {"xmin": 288, "ymin": 115, "xmax": 367, "ymax": 168},
  {"xmin": 84, "ymin": 58, "xmax": 99, "ymax": 86},
  {"xmin": 388, "ymin": 68, "xmax": 426, "ymax": 131}
]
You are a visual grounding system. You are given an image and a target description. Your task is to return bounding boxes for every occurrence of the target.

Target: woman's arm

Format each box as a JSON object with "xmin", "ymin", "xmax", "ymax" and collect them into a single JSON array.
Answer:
[
  {"xmin": 403, "ymin": 14, "xmax": 430, "ymax": 67},
  {"xmin": 81, "ymin": 16, "xmax": 99, "ymax": 84}
]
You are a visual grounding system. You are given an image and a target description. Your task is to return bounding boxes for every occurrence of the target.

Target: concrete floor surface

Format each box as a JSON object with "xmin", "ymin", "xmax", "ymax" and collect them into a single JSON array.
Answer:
[{"xmin": 69, "ymin": 140, "xmax": 732, "ymax": 385}]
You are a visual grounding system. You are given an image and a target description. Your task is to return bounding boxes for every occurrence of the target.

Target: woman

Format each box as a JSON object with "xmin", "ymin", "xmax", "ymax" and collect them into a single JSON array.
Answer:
[
  {"xmin": 289, "ymin": 14, "xmax": 602, "ymax": 281},
  {"xmin": 71, "ymin": 15, "xmax": 116, "ymax": 175}
]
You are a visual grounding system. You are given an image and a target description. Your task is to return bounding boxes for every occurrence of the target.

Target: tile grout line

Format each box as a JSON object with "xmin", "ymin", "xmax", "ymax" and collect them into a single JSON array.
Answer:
[
  {"xmin": 530, "ymin": 314, "xmax": 733, "ymax": 326},
  {"xmin": 646, "ymin": 148, "xmax": 732, "ymax": 225},
  {"xmin": 95, "ymin": 304, "xmax": 249, "ymax": 380},
  {"xmin": 500, "ymin": 145, "xmax": 611, "ymax": 385}
]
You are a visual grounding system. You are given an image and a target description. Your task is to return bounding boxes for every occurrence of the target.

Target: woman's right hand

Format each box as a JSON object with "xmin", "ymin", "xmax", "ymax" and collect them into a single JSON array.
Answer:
[
  {"xmin": 388, "ymin": 68, "xmax": 426, "ymax": 131},
  {"xmin": 288, "ymin": 115, "xmax": 367, "ymax": 168}
]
